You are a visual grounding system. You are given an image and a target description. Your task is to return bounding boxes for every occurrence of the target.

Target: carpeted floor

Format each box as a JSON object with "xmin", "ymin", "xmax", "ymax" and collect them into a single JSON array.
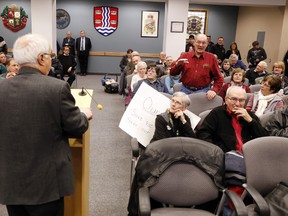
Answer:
[{"xmin": 0, "ymin": 74, "xmax": 131, "ymax": 216}]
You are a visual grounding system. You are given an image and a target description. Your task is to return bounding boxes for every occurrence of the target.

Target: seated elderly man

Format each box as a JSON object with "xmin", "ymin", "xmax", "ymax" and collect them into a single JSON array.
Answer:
[
  {"xmin": 197, "ymin": 86, "xmax": 267, "ymax": 153},
  {"xmin": 151, "ymin": 92, "xmax": 196, "ymax": 143},
  {"xmin": 245, "ymin": 61, "xmax": 268, "ymax": 85},
  {"xmin": 229, "ymin": 54, "xmax": 247, "ymax": 71},
  {"xmin": 265, "ymin": 106, "xmax": 288, "ymax": 137}
]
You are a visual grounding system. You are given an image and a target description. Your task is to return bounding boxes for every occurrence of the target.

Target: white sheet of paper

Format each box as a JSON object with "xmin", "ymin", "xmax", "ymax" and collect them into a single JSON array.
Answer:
[{"xmin": 119, "ymin": 82, "xmax": 200, "ymax": 147}]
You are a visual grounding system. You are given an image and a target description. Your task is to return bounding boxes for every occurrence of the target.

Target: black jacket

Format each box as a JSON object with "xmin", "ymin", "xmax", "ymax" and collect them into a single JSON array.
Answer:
[
  {"xmin": 197, "ymin": 105, "xmax": 268, "ymax": 153},
  {"xmin": 128, "ymin": 137, "xmax": 225, "ymax": 216}
]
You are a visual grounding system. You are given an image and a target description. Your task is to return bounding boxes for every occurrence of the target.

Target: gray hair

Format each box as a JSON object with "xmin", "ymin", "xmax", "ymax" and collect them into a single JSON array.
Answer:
[
  {"xmin": 172, "ymin": 92, "xmax": 191, "ymax": 108},
  {"xmin": 226, "ymin": 86, "xmax": 247, "ymax": 99},
  {"xmin": 13, "ymin": 34, "xmax": 50, "ymax": 65},
  {"xmin": 258, "ymin": 61, "xmax": 267, "ymax": 70},
  {"xmin": 136, "ymin": 61, "xmax": 147, "ymax": 72},
  {"xmin": 229, "ymin": 54, "xmax": 238, "ymax": 61}
]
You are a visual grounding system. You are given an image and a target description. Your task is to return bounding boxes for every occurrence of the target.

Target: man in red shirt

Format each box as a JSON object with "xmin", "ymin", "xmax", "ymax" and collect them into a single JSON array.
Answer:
[{"xmin": 170, "ymin": 34, "xmax": 224, "ymax": 100}]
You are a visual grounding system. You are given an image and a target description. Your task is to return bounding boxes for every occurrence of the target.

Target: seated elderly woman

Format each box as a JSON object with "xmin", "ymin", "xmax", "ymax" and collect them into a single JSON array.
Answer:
[
  {"xmin": 150, "ymin": 92, "xmax": 196, "ymax": 143},
  {"xmin": 219, "ymin": 68, "xmax": 250, "ymax": 101},
  {"xmin": 130, "ymin": 61, "xmax": 147, "ymax": 92},
  {"xmin": 132, "ymin": 64, "xmax": 169, "ymax": 97},
  {"xmin": 246, "ymin": 74, "xmax": 284, "ymax": 117},
  {"xmin": 271, "ymin": 61, "xmax": 288, "ymax": 88}
]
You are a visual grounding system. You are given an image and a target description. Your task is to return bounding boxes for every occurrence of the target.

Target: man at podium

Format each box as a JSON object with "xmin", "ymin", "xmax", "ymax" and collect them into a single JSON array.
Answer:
[{"xmin": 0, "ymin": 34, "xmax": 92, "ymax": 216}]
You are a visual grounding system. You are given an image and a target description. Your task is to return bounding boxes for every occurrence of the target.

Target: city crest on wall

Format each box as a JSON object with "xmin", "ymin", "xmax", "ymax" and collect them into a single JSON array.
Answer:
[
  {"xmin": 1, "ymin": 4, "xmax": 28, "ymax": 32},
  {"xmin": 94, "ymin": 6, "xmax": 118, "ymax": 37}
]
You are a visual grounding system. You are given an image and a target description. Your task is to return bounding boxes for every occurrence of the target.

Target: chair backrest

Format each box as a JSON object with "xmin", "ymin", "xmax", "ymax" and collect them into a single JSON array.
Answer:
[
  {"xmin": 249, "ymin": 84, "xmax": 261, "ymax": 93},
  {"xmin": 255, "ymin": 77, "xmax": 263, "ymax": 84},
  {"xmin": 172, "ymin": 82, "xmax": 182, "ymax": 92},
  {"xmin": 224, "ymin": 76, "xmax": 249, "ymax": 86},
  {"xmin": 125, "ymin": 74, "xmax": 134, "ymax": 93},
  {"xmin": 149, "ymin": 162, "xmax": 219, "ymax": 206},
  {"xmin": 161, "ymin": 92, "xmax": 173, "ymax": 99},
  {"xmin": 160, "ymin": 74, "xmax": 168, "ymax": 82},
  {"xmin": 196, "ymin": 109, "xmax": 211, "ymax": 129},
  {"xmin": 243, "ymin": 136, "xmax": 288, "ymax": 196},
  {"xmin": 187, "ymin": 93, "xmax": 223, "ymax": 115}
]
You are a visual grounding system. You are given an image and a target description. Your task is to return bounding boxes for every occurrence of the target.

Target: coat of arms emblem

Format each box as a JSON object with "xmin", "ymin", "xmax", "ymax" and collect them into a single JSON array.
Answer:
[
  {"xmin": 1, "ymin": 4, "xmax": 28, "ymax": 32},
  {"xmin": 94, "ymin": 6, "xmax": 118, "ymax": 37}
]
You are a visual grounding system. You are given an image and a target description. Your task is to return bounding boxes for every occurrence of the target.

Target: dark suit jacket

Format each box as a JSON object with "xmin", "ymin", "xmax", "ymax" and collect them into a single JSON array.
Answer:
[
  {"xmin": 75, "ymin": 37, "xmax": 92, "ymax": 55},
  {"xmin": 62, "ymin": 37, "xmax": 76, "ymax": 56},
  {"xmin": 0, "ymin": 67, "xmax": 89, "ymax": 205}
]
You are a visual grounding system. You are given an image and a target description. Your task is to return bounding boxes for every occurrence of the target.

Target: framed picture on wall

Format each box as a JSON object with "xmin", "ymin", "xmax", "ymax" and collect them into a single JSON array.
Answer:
[
  {"xmin": 141, "ymin": 10, "xmax": 159, "ymax": 38},
  {"xmin": 171, "ymin": 21, "xmax": 184, "ymax": 33},
  {"xmin": 187, "ymin": 9, "xmax": 208, "ymax": 36}
]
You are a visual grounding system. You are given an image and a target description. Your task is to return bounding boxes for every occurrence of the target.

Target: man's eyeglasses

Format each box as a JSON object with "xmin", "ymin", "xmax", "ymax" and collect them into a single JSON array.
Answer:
[{"xmin": 227, "ymin": 96, "xmax": 246, "ymax": 103}]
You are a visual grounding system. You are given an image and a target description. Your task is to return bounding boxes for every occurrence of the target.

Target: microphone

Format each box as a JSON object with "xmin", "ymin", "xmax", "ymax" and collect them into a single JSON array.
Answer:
[
  {"xmin": 78, "ymin": 87, "xmax": 87, "ymax": 96},
  {"xmin": 78, "ymin": 87, "xmax": 103, "ymax": 110}
]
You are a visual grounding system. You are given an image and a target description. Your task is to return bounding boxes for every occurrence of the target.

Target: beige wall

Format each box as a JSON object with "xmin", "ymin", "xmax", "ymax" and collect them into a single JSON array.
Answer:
[{"xmin": 235, "ymin": 6, "xmax": 286, "ymax": 70}]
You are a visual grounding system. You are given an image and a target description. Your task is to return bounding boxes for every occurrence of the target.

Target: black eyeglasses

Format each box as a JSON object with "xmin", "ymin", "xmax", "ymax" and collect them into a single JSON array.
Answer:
[{"xmin": 227, "ymin": 96, "xmax": 246, "ymax": 104}]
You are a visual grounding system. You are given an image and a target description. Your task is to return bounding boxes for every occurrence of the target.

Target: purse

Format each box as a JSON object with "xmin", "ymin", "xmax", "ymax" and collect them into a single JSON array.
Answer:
[{"xmin": 265, "ymin": 181, "xmax": 288, "ymax": 216}]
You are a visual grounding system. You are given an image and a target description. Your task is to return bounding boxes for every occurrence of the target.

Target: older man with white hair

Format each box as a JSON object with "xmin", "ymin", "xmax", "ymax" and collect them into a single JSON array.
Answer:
[
  {"xmin": 170, "ymin": 33, "xmax": 224, "ymax": 100},
  {"xmin": 0, "ymin": 34, "xmax": 92, "ymax": 216},
  {"xmin": 245, "ymin": 60, "xmax": 268, "ymax": 85},
  {"xmin": 197, "ymin": 86, "xmax": 267, "ymax": 153}
]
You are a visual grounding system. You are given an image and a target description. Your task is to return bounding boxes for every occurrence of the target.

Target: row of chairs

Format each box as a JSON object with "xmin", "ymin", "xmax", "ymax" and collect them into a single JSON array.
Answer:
[{"xmin": 135, "ymin": 136, "xmax": 288, "ymax": 215}]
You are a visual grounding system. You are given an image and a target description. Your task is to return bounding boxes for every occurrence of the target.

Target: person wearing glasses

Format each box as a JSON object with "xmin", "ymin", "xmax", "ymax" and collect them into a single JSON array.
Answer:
[
  {"xmin": 197, "ymin": 86, "xmax": 267, "ymax": 153},
  {"xmin": 0, "ymin": 34, "xmax": 92, "ymax": 216},
  {"xmin": 170, "ymin": 34, "xmax": 224, "ymax": 100},
  {"xmin": 246, "ymin": 75, "xmax": 284, "ymax": 117}
]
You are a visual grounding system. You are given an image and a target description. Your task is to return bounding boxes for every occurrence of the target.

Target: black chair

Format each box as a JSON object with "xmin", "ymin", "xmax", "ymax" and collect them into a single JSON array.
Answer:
[{"xmin": 131, "ymin": 137, "xmax": 247, "ymax": 216}]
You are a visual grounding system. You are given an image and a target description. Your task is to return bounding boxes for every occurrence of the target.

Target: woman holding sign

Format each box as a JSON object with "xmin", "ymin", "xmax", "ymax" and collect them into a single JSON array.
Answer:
[{"xmin": 150, "ymin": 92, "xmax": 195, "ymax": 142}]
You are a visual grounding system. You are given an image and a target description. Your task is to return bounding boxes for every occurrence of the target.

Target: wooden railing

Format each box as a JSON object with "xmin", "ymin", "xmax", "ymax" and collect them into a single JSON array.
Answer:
[{"xmin": 7, "ymin": 48, "xmax": 159, "ymax": 58}]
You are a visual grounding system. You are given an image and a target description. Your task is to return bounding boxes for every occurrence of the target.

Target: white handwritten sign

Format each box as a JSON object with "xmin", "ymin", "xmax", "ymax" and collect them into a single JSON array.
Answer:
[{"xmin": 119, "ymin": 82, "xmax": 200, "ymax": 147}]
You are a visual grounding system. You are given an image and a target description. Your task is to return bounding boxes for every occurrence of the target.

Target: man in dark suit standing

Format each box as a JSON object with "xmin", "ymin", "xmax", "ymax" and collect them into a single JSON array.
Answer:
[
  {"xmin": 62, "ymin": 31, "xmax": 76, "ymax": 56},
  {"xmin": 0, "ymin": 33, "xmax": 92, "ymax": 216},
  {"xmin": 76, "ymin": 30, "xmax": 92, "ymax": 76}
]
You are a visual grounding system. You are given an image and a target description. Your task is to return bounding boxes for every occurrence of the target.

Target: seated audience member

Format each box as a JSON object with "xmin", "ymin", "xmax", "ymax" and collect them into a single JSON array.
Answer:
[
  {"xmin": 48, "ymin": 53, "xmax": 63, "ymax": 78},
  {"xmin": 245, "ymin": 61, "xmax": 268, "ymax": 85},
  {"xmin": 197, "ymin": 86, "xmax": 268, "ymax": 153},
  {"xmin": 0, "ymin": 52, "xmax": 7, "ymax": 66},
  {"xmin": 0, "ymin": 58, "xmax": 20, "ymax": 78},
  {"xmin": 164, "ymin": 74, "xmax": 180, "ymax": 95},
  {"xmin": 124, "ymin": 54, "xmax": 141, "ymax": 75},
  {"xmin": 220, "ymin": 58, "xmax": 233, "ymax": 77},
  {"xmin": 151, "ymin": 92, "xmax": 196, "ymax": 142},
  {"xmin": 132, "ymin": 64, "xmax": 169, "ymax": 97},
  {"xmin": 246, "ymin": 75, "xmax": 284, "ymax": 117},
  {"xmin": 170, "ymin": 34, "xmax": 224, "ymax": 99},
  {"xmin": 225, "ymin": 41, "xmax": 242, "ymax": 60},
  {"xmin": 163, "ymin": 55, "xmax": 174, "ymax": 75},
  {"xmin": 57, "ymin": 46, "xmax": 77, "ymax": 86},
  {"xmin": 130, "ymin": 61, "xmax": 147, "ymax": 92},
  {"xmin": 0, "ymin": 63, "xmax": 7, "ymax": 75},
  {"xmin": 265, "ymin": 106, "xmax": 288, "ymax": 137},
  {"xmin": 156, "ymin": 51, "xmax": 166, "ymax": 66},
  {"xmin": 119, "ymin": 48, "xmax": 133, "ymax": 73},
  {"xmin": 229, "ymin": 54, "xmax": 247, "ymax": 71},
  {"xmin": 219, "ymin": 68, "xmax": 250, "ymax": 101},
  {"xmin": 271, "ymin": 61, "xmax": 288, "ymax": 88},
  {"xmin": 0, "ymin": 36, "xmax": 8, "ymax": 54}
]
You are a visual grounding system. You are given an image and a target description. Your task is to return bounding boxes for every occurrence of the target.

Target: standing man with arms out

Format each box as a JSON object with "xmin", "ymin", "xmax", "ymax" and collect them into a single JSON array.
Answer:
[
  {"xmin": 0, "ymin": 34, "xmax": 93, "ymax": 216},
  {"xmin": 76, "ymin": 30, "xmax": 92, "ymax": 76},
  {"xmin": 170, "ymin": 33, "xmax": 224, "ymax": 100},
  {"xmin": 62, "ymin": 31, "xmax": 76, "ymax": 57}
]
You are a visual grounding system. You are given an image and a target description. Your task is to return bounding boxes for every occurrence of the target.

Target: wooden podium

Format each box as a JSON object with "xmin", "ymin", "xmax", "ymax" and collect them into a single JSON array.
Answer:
[{"xmin": 64, "ymin": 89, "xmax": 93, "ymax": 216}]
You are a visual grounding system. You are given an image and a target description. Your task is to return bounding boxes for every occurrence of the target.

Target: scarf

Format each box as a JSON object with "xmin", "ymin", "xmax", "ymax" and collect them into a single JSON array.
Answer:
[
  {"xmin": 0, "ymin": 41, "xmax": 6, "ymax": 48},
  {"xmin": 255, "ymin": 91, "xmax": 276, "ymax": 117}
]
